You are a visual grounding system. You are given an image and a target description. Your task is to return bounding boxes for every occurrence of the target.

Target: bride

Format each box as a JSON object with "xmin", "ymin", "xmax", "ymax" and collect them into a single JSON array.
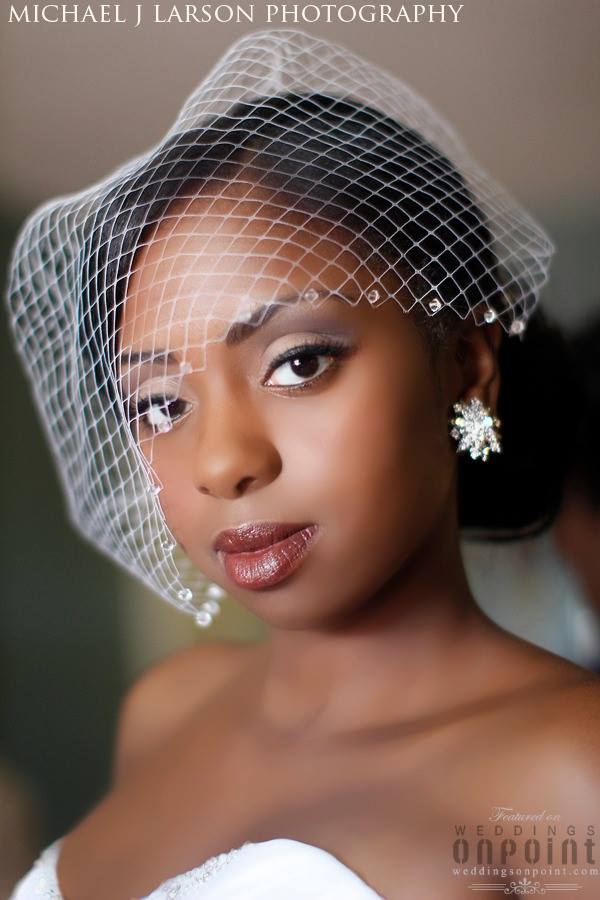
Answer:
[{"xmin": 7, "ymin": 29, "xmax": 600, "ymax": 900}]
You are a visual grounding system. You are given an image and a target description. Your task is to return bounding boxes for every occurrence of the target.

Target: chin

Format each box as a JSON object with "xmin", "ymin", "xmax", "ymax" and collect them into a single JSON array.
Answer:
[{"xmin": 239, "ymin": 583, "xmax": 362, "ymax": 632}]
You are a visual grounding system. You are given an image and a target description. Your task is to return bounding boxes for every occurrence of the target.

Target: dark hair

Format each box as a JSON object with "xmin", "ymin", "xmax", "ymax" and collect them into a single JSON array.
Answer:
[
  {"xmin": 80, "ymin": 92, "xmax": 571, "ymax": 538},
  {"xmin": 458, "ymin": 308, "xmax": 580, "ymax": 538}
]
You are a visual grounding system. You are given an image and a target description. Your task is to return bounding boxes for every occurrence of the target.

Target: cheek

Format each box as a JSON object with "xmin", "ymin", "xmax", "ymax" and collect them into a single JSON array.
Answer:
[
  {"xmin": 297, "ymin": 350, "xmax": 454, "ymax": 558},
  {"xmin": 136, "ymin": 345, "xmax": 455, "ymax": 577},
  {"xmin": 143, "ymin": 437, "xmax": 198, "ymax": 543}
]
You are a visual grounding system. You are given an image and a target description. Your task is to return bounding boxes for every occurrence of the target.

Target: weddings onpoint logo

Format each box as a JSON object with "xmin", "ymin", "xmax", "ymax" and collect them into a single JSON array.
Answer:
[{"xmin": 450, "ymin": 808, "xmax": 598, "ymax": 895}]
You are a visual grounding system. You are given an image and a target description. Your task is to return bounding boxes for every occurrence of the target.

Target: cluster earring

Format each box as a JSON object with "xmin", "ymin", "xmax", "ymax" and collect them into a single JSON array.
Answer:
[{"xmin": 449, "ymin": 397, "xmax": 502, "ymax": 462}]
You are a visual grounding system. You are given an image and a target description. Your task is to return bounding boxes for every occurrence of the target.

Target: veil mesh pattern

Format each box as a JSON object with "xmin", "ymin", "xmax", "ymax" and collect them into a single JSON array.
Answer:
[{"xmin": 5, "ymin": 29, "xmax": 555, "ymax": 619}]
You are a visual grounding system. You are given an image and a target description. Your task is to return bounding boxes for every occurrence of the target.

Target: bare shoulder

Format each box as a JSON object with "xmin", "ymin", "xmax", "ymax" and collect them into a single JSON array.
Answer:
[
  {"xmin": 56, "ymin": 642, "xmax": 258, "ymax": 898},
  {"xmin": 508, "ymin": 639, "xmax": 600, "ymax": 746},
  {"xmin": 467, "ymin": 625, "xmax": 600, "ymax": 801},
  {"xmin": 513, "ymin": 668, "xmax": 600, "ymax": 812},
  {"xmin": 540, "ymin": 671, "xmax": 600, "ymax": 758},
  {"xmin": 483, "ymin": 618, "xmax": 600, "ymax": 725},
  {"xmin": 112, "ymin": 639, "xmax": 257, "ymax": 784}
]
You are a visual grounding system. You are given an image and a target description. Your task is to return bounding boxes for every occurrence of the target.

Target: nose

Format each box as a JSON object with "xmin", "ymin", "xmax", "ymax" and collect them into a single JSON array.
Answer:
[{"xmin": 193, "ymin": 392, "xmax": 282, "ymax": 500}]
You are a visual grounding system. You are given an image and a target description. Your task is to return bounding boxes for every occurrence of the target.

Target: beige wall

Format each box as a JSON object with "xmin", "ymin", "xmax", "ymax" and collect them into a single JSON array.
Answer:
[{"xmin": 2, "ymin": 0, "xmax": 599, "ymax": 214}]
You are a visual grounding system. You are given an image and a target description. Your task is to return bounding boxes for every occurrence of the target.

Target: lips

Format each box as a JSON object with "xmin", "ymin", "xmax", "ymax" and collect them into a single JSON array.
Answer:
[{"xmin": 213, "ymin": 521, "xmax": 320, "ymax": 590}]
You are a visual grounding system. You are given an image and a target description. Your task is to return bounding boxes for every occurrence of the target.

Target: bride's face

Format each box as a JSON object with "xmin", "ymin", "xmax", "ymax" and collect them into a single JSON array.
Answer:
[{"xmin": 117, "ymin": 182, "xmax": 461, "ymax": 629}]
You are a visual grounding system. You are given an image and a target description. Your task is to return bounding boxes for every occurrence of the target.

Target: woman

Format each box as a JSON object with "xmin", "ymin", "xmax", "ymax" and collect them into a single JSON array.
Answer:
[{"xmin": 7, "ymin": 29, "xmax": 600, "ymax": 900}]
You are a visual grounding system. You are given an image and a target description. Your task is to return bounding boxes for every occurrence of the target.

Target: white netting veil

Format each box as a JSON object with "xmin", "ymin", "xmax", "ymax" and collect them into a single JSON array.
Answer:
[{"xmin": 5, "ymin": 29, "xmax": 555, "ymax": 626}]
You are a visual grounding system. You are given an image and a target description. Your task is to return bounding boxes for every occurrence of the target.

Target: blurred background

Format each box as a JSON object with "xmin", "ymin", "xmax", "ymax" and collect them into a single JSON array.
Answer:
[{"xmin": 1, "ymin": 0, "xmax": 599, "ymax": 889}]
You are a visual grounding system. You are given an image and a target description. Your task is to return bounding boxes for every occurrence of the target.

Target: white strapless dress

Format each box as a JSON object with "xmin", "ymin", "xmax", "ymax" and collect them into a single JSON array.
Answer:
[{"xmin": 9, "ymin": 836, "xmax": 385, "ymax": 898}]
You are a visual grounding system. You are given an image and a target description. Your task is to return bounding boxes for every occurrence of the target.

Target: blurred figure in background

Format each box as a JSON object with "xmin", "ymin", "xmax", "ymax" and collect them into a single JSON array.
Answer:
[{"xmin": 554, "ymin": 314, "xmax": 600, "ymax": 672}]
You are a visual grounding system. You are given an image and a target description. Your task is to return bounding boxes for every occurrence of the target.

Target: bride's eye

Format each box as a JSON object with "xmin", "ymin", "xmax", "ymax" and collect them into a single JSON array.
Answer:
[
  {"xmin": 263, "ymin": 338, "xmax": 352, "ymax": 389},
  {"xmin": 126, "ymin": 383, "xmax": 194, "ymax": 434}
]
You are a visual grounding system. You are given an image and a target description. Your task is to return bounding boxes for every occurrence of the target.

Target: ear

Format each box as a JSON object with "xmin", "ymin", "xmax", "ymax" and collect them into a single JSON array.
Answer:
[{"xmin": 449, "ymin": 320, "xmax": 503, "ymax": 414}]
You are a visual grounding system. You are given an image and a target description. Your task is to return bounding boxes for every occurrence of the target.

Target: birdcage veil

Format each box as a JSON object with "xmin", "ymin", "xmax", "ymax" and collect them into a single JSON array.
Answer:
[{"xmin": 5, "ymin": 28, "xmax": 555, "ymax": 626}]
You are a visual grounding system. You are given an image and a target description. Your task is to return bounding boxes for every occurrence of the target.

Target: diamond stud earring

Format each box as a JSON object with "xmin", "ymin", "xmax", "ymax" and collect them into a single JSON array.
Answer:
[{"xmin": 449, "ymin": 397, "xmax": 502, "ymax": 462}]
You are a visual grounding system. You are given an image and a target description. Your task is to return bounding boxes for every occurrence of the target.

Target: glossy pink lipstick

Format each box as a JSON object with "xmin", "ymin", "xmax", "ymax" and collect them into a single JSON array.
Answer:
[{"xmin": 213, "ymin": 521, "xmax": 320, "ymax": 590}]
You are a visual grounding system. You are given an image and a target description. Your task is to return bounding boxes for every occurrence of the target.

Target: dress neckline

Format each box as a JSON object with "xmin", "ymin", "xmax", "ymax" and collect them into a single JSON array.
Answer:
[{"xmin": 43, "ymin": 834, "xmax": 384, "ymax": 899}]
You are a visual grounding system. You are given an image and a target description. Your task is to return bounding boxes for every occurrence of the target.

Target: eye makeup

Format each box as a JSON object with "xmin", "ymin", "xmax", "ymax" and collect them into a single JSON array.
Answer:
[
  {"xmin": 119, "ymin": 291, "xmax": 361, "ymax": 430},
  {"xmin": 261, "ymin": 334, "xmax": 355, "ymax": 391},
  {"xmin": 124, "ymin": 374, "xmax": 195, "ymax": 434}
]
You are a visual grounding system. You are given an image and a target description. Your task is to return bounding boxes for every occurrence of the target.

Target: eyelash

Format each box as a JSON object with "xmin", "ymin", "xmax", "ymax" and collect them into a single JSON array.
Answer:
[
  {"xmin": 262, "ymin": 337, "xmax": 352, "ymax": 391},
  {"xmin": 126, "ymin": 390, "xmax": 193, "ymax": 436},
  {"xmin": 127, "ymin": 337, "xmax": 352, "ymax": 434}
]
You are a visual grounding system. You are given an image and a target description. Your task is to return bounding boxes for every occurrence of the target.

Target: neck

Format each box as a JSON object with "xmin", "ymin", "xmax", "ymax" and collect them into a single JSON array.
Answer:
[{"xmin": 249, "ymin": 505, "xmax": 502, "ymax": 738}]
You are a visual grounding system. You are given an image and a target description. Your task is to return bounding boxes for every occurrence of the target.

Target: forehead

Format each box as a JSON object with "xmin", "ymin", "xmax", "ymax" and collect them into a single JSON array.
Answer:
[{"xmin": 119, "ymin": 181, "xmax": 380, "ymax": 346}]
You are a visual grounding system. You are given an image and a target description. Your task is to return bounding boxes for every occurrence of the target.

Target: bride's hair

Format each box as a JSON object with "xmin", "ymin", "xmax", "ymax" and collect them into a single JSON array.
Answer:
[{"xmin": 81, "ymin": 92, "xmax": 575, "ymax": 541}]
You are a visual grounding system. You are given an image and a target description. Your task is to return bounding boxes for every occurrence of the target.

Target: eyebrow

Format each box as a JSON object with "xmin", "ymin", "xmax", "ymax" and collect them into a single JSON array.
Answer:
[
  {"xmin": 118, "ymin": 349, "xmax": 180, "ymax": 367},
  {"xmin": 118, "ymin": 289, "xmax": 342, "ymax": 365},
  {"xmin": 227, "ymin": 289, "xmax": 350, "ymax": 345}
]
